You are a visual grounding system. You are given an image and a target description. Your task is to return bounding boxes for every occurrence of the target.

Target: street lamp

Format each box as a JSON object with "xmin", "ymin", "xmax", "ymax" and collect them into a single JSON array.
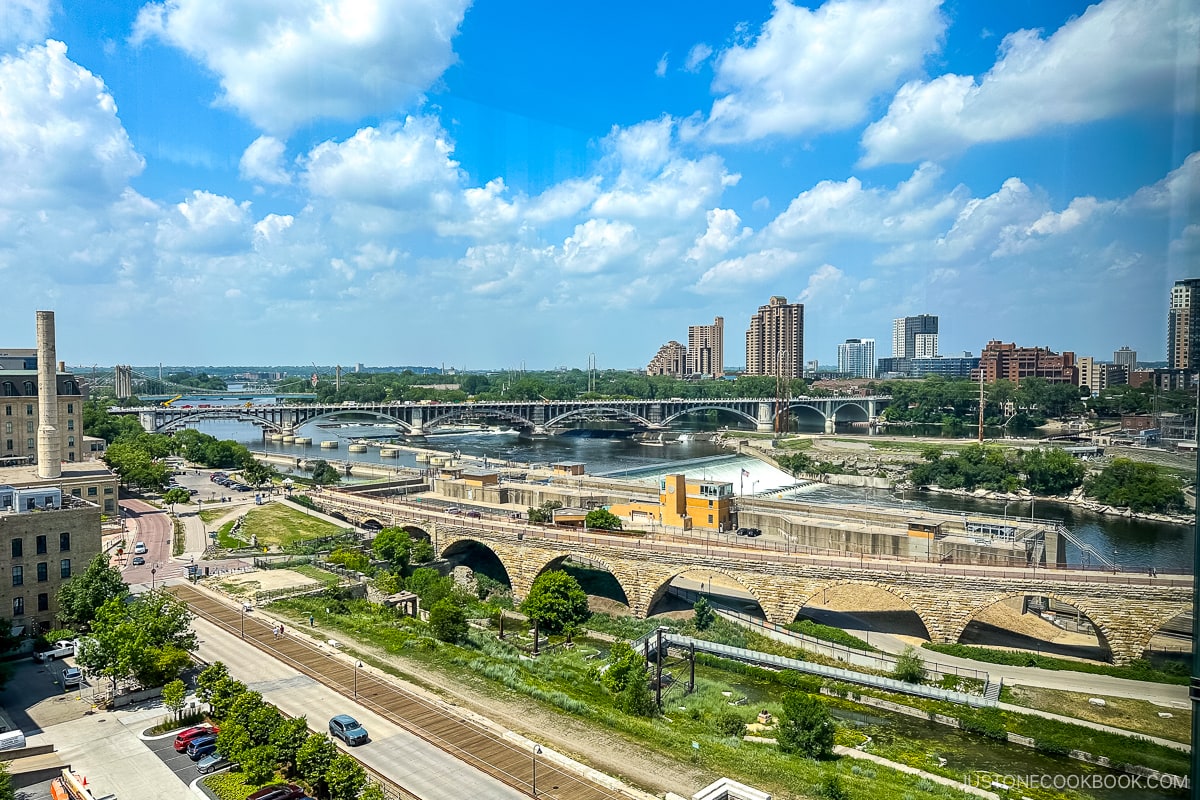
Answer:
[
  {"xmin": 354, "ymin": 660, "xmax": 362, "ymax": 698},
  {"xmin": 151, "ymin": 566, "xmax": 158, "ymax": 591},
  {"xmin": 240, "ymin": 604, "xmax": 245, "ymax": 638},
  {"xmin": 532, "ymin": 745, "xmax": 543, "ymax": 796}
]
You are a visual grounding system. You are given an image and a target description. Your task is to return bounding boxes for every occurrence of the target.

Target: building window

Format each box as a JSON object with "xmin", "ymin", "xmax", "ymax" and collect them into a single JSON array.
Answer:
[
  {"xmin": 37, "ymin": 562, "xmax": 47, "ymax": 582},
  {"xmin": 25, "ymin": 405, "xmax": 32, "ymax": 415},
  {"xmin": 26, "ymin": 421, "xmax": 34, "ymax": 434},
  {"xmin": 104, "ymin": 499, "xmax": 114, "ymax": 512},
  {"xmin": 11, "ymin": 566, "xmax": 22, "ymax": 587},
  {"xmin": 104, "ymin": 487, "xmax": 113, "ymax": 494},
  {"xmin": 4, "ymin": 440, "xmax": 11, "ymax": 451},
  {"xmin": 3, "ymin": 422, "xmax": 9, "ymax": 434},
  {"xmin": 10, "ymin": 538, "xmax": 21, "ymax": 558},
  {"xmin": 37, "ymin": 593, "xmax": 48, "ymax": 612},
  {"xmin": 36, "ymin": 535, "xmax": 46, "ymax": 554},
  {"xmin": 70, "ymin": 488, "xmax": 81, "ymax": 497},
  {"xmin": 60, "ymin": 560, "xmax": 71, "ymax": 579},
  {"xmin": 708, "ymin": 514, "xmax": 714, "ymax": 524},
  {"xmin": 67, "ymin": 403, "xmax": 73, "ymax": 414},
  {"xmin": 13, "ymin": 597, "xmax": 23, "ymax": 617},
  {"xmin": 60, "ymin": 532, "xmax": 70, "ymax": 551},
  {"xmin": 3, "ymin": 405, "xmax": 9, "ymax": 415},
  {"xmin": 27, "ymin": 438, "xmax": 34, "ymax": 450},
  {"xmin": 87, "ymin": 486, "xmax": 96, "ymax": 497},
  {"xmin": 67, "ymin": 419, "xmax": 75, "ymax": 431}
]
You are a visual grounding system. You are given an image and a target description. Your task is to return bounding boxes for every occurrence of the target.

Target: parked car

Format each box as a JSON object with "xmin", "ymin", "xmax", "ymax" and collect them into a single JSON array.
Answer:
[
  {"xmin": 187, "ymin": 734, "xmax": 219, "ymax": 760},
  {"xmin": 34, "ymin": 640, "xmax": 76, "ymax": 662},
  {"xmin": 174, "ymin": 725, "xmax": 218, "ymax": 752},
  {"xmin": 61, "ymin": 667, "xmax": 82, "ymax": 689},
  {"xmin": 195, "ymin": 751, "xmax": 232, "ymax": 774},
  {"xmin": 246, "ymin": 783, "xmax": 306, "ymax": 800},
  {"xmin": 328, "ymin": 714, "xmax": 368, "ymax": 746}
]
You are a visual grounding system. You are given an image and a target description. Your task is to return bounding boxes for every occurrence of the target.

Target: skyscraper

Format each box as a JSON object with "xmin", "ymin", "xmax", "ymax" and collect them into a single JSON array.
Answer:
[
  {"xmin": 837, "ymin": 338, "xmax": 876, "ymax": 378},
  {"xmin": 646, "ymin": 341, "xmax": 687, "ymax": 377},
  {"xmin": 1113, "ymin": 346, "xmax": 1137, "ymax": 371},
  {"xmin": 687, "ymin": 317, "xmax": 724, "ymax": 379},
  {"xmin": 1168, "ymin": 279, "xmax": 1200, "ymax": 370},
  {"xmin": 892, "ymin": 315, "xmax": 939, "ymax": 358},
  {"xmin": 745, "ymin": 296, "xmax": 804, "ymax": 379}
]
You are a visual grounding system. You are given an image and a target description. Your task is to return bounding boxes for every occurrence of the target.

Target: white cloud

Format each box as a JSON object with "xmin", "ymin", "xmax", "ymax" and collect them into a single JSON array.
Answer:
[
  {"xmin": 156, "ymin": 190, "xmax": 253, "ymax": 255},
  {"xmin": 132, "ymin": 0, "xmax": 470, "ymax": 134},
  {"xmin": 604, "ymin": 116, "xmax": 676, "ymax": 176},
  {"xmin": 684, "ymin": 43, "xmax": 712, "ymax": 72},
  {"xmin": 0, "ymin": 40, "xmax": 144, "ymax": 207},
  {"xmin": 556, "ymin": 219, "xmax": 638, "ymax": 274},
  {"xmin": 687, "ymin": 208, "xmax": 750, "ymax": 262},
  {"xmin": 798, "ymin": 263, "xmax": 846, "ymax": 303},
  {"xmin": 861, "ymin": 0, "xmax": 1200, "ymax": 165},
  {"xmin": 704, "ymin": 0, "xmax": 945, "ymax": 143},
  {"xmin": 695, "ymin": 248, "xmax": 804, "ymax": 291},
  {"xmin": 0, "ymin": 0, "xmax": 51, "ymax": 48},
  {"xmin": 655, "ymin": 52, "xmax": 669, "ymax": 77},
  {"xmin": 253, "ymin": 213, "xmax": 293, "ymax": 243},
  {"xmin": 240, "ymin": 136, "xmax": 292, "ymax": 186}
]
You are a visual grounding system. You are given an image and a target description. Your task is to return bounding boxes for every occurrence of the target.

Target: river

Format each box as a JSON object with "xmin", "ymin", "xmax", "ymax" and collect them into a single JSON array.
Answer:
[{"xmin": 166, "ymin": 399, "xmax": 1194, "ymax": 572}]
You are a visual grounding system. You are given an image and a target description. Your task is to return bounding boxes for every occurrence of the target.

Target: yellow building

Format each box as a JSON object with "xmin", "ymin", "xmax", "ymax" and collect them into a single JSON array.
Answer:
[{"xmin": 609, "ymin": 473, "xmax": 734, "ymax": 532}]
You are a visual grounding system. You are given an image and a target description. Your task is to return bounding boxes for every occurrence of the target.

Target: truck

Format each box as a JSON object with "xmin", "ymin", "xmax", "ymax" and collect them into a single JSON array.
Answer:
[{"xmin": 34, "ymin": 640, "xmax": 76, "ymax": 662}]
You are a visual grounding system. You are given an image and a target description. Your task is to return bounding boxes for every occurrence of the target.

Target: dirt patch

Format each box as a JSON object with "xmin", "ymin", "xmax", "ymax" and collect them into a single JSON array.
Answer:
[
  {"xmin": 970, "ymin": 598, "xmax": 1097, "ymax": 647},
  {"xmin": 588, "ymin": 596, "xmax": 630, "ymax": 615},
  {"xmin": 203, "ymin": 569, "xmax": 319, "ymax": 601}
]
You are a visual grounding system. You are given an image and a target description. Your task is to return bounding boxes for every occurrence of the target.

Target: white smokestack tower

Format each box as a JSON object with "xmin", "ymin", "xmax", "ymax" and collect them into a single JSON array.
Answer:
[{"xmin": 36, "ymin": 310, "xmax": 61, "ymax": 479}]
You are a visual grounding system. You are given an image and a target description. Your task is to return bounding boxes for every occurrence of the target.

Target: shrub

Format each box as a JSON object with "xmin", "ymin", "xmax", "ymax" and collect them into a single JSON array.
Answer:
[
  {"xmin": 893, "ymin": 646, "xmax": 927, "ymax": 684},
  {"xmin": 777, "ymin": 691, "xmax": 834, "ymax": 759},
  {"xmin": 818, "ymin": 774, "xmax": 849, "ymax": 800},
  {"xmin": 714, "ymin": 711, "xmax": 746, "ymax": 737}
]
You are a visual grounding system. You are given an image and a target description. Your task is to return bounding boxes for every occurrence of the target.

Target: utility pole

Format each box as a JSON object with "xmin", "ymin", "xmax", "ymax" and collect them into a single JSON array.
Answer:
[
  {"xmin": 978, "ymin": 369, "xmax": 985, "ymax": 443},
  {"xmin": 775, "ymin": 349, "xmax": 790, "ymax": 435},
  {"xmin": 1191, "ymin": 403, "xmax": 1199, "ymax": 794}
]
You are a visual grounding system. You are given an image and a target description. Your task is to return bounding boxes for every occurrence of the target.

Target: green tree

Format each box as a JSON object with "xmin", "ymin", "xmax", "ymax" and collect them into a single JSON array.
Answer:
[
  {"xmin": 56, "ymin": 553, "xmax": 130, "ymax": 630},
  {"xmin": 162, "ymin": 678, "xmax": 187, "ymax": 719},
  {"xmin": 240, "ymin": 458, "xmax": 278, "ymax": 486},
  {"xmin": 692, "ymin": 597, "xmax": 714, "ymax": 631},
  {"xmin": 428, "ymin": 598, "xmax": 468, "ymax": 643},
  {"xmin": 0, "ymin": 760, "xmax": 14, "ymax": 800},
  {"xmin": 527, "ymin": 500, "xmax": 563, "ymax": 524},
  {"xmin": 239, "ymin": 744, "xmax": 279, "ymax": 784},
  {"xmin": 195, "ymin": 662, "xmax": 230, "ymax": 707},
  {"xmin": 519, "ymin": 570, "xmax": 590, "ymax": 634},
  {"xmin": 714, "ymin": 710, "xmax": 746, "ymax": 737},
  {"xmin": 776, "ymin": 691, "xmax": 834, "ymax": 758},
  {"xmin": 162, "ymin": 487, "xmax": 191, "ymax": 512},
  {"xmin": 893, "ymin": 645, "xmax": 927, "ymax": 684},
  {"xmin": 325, "ymin": 752, "xmax": 367, "ymax": 800},
  {"xmin": 1083, "ymin": 458, "xmax": 1186, "ymax": 513},
  {"xmin": 296, "ymin": 733, "xmax": 339, "ymax": 798},
  {"xmin": 410, "ymin": 537, "xmax": 435, "ymax": 563},
  {"xmin": 76, "ymin": 590, "xmax": 196, "ymax": 692},
  {"xmin": 327, "ymin": 548, "xmax": 370, "ymax": 573},
  {"xmin": 1020, "ymin": 448, "xmax": 1085, "ymax": 495},
  {"xmin": 406, "ymin": 567, "xmax": 455, "ymax": 608},
  {"xmin": 271, "ymin": 716, "xmax": 311, "ymax": 776},
  {"xmin": 371, "ymin": 528, "xmax": 413, "ymax": 570},
  {"xmin": 584, "ymin": 508, "xmax": 622, "ymax": 530},
  {"xmin": 309, "ymin": 459, "xmax": 342, "ymax": 485}
]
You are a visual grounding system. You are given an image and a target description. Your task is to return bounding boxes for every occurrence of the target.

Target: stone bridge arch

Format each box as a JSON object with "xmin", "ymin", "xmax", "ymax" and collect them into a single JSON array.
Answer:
[
  {"xmin": 829, "ymin": 401, "xmax": 871, "ymax": 425},
  {"xmin": 544, "ymin": 407, "xmax": 654, "ymax": 430},
  {"xmin": 659, "ymin": 406, "xmax": 761, "ymax": 429},
  {"xmin": 791, "ymin": 579, "xmax": 934, "ymax": 640},
  {"xmin": 642, "ymin": 568, "xmax": 775, "ymax": 621},
  {"xmin": 438, "ymin": 535, "xmax": 516, "ymax": 591},
  {"xmin": 542, "ymin": 553, "xmax": 631, "ymax": 607},
  {"xmin": 950, "ymin": 591, "xmax": 1114, "ymax": 659},
  {"xmin": 424, "ymin": 406, "xmax": 535, "ymax": 432}
]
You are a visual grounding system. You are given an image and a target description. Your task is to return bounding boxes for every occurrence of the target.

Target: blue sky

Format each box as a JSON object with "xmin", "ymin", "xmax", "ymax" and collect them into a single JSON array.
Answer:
[{"xmin": 1, "ymin": 0, "xmax": 1197, "ymax": 370}]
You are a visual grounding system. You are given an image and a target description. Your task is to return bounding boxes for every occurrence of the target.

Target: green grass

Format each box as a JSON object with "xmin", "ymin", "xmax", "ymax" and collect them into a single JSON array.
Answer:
[
  {"xmin": 1004, "ymin": 685, "xmax": 1192, "ymax": 744},
  {"xmin": 215, "ymin": 520, "xmax": 249, "ymax": 549},
  {"xmin": 238, "ymin": 503, "xmax": 346, "ymax": 548},
  {"xmin": 264, "ymin": 595, "xmax": 1188, "ymax": 796},
  {"xmin": 198, "ymin": 508, "xmax": 228, "ymax": 524},
  {"xmin": 288, "ymin": 563, "xmax": 344, "ymax": 587},
  {"xmin": 202, "ymin": 771, "xmax": 298, "ymax": 800},
  {"xmin": 787, "ymin": 618, "xmax": 877, "ymax": 652},
  {"xmin": 922, "ymin": 643, "xmax": 1190, "ymax": 685}
]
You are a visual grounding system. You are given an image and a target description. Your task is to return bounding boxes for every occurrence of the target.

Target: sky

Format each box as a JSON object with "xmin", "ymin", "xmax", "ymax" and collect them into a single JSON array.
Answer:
[{"xmin": 0, "ymin": 0, "xmax": 1197, "ymax": 371}]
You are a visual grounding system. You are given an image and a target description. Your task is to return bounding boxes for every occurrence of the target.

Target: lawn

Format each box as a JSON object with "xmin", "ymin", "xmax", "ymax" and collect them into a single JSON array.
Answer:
[
  {"xmin": 1004, "ymin": 684, "xmax": 1192, "ymax": 744},
  {"xmin": 237, "ymin": 503, "xmax": 347, "ymax": 548}
]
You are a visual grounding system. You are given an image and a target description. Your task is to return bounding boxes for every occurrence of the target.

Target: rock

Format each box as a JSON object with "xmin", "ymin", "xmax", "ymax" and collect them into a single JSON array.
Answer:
[
  {"xmin": 1088, "ymin": 698, "xmax": 1106, "ymax": 706},
  {"xmin": 1157, "ymin": 712, "xmax": 1173, "ymax": 718}
]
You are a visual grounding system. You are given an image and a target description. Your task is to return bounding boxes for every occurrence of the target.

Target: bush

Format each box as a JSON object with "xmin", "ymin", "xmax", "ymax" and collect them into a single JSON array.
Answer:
[
  {"xmin": 818, "ymin": 774, "xmax": 848, "ymax": 800},
  {"xmin": 892, "ymin": 646, "xmax": 927, "ymax": 684},
  {"xmin": 714, "ymin": 711, "xmax": 746, "ymax": 737},
  {"xmin": 777, "ymin": 691, "xmax": 834, "ymax": 759},
  {"xmin": 428, "ymin": 599, "xmax": 468, "ymax": 644}
]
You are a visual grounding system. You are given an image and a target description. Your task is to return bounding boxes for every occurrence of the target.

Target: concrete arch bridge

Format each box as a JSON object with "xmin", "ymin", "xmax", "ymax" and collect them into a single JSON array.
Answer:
[
  {"xmin": 118, "ymin": 396, "xmax": 887, "ymax": 436},
  {"xmin": 314, "ymin": 492, "xmax": 1191, "ymax": 665}
]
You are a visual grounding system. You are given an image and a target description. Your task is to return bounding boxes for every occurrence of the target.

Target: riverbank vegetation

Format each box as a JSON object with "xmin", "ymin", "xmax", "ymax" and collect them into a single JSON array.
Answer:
[
  {"xmin": 1082, "ymin": 458, "xmax": 1186, "ymax": 513},
  {"xmin": 921, "ymin": 644, "xmax": 1190, "ymax": 685},
  {"xmin": 907, "ymin": 444, "xmax": 1085, "ymax": 494}
]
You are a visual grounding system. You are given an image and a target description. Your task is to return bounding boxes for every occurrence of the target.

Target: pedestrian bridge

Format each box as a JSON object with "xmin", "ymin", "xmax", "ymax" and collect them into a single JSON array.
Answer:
[
  {"xmin": 115, "ymin": 396, "xmax": 888, "ymax": 435},
  {"xmin": 313, "ymin": 491, "xmax": 1192, "ymax": 665}
]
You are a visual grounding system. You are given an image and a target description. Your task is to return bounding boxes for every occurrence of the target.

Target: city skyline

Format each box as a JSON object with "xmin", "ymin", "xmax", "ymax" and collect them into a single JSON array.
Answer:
[{"xmin": 1, "ymin": 0, "xmax": 1197, "ymax": 368}]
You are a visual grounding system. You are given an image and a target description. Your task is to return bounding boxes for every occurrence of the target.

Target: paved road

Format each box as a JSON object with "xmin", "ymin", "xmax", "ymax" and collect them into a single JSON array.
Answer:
[{"xmin": 191, "ymin": 615, "xmax": 528, "ymax": 800}]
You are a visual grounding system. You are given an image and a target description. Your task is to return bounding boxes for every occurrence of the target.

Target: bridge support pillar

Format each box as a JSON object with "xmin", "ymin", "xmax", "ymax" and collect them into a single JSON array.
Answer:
[{"xmin": 824, "ymin": 418, "xmax": 835, "ymax": 434}]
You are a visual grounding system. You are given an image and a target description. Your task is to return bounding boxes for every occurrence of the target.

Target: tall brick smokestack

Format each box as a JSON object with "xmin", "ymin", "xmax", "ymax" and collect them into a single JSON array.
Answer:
[{"xmin": 36, "ymin": 310, "xmax": 61, "ymax": 479}]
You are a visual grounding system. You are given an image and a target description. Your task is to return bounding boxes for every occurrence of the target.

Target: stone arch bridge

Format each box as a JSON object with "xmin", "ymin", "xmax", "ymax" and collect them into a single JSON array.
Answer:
[
  {"xmin": 316, "ymin": 492, "xmax": 1192, "ymax": 665},
  {"xmin": 118, "ymin": 395, "xmax": 886, "ymax": 435}
]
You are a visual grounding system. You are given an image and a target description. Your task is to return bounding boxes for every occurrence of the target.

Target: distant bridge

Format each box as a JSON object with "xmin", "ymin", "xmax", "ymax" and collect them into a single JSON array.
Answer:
[{"xmin": 112, "ymin": 396, "xmax": 889, "ymax": 436}]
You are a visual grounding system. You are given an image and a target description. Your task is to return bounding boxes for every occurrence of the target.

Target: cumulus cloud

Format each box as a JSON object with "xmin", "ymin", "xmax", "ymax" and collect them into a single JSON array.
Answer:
[
  {"xmin": 861, "ymin": 0, "xmax": 1200, "ymax": 165},
  {"xmin": 684, "ymin": 43, "xmax": 712, "ymax": 72},
  {"xmin": 687, "ymin": 208, "xmax": 751, "ymax": 262},
  {"xmin": 556, "ymin": 219, "xmax": 638, "ymax": 274},
  {"xmin": 0, "ymin": 0, "xmax": 52, "ymax": 48},
  {"xmin": 0, "ymin": 40, "xmax": 144, "ymax": 207},
  {"xmin": 797, "ymin": 263, "xmax": 846, "ymax": 303},
  {"xmin": 156, "ymin": 190, "xmax": 253, "ymax": 255},
  {"xmin": 240, "ymin": 136, "xmax": 292, "ymax": 186},
  {"xmin": 132, "ymin": 0, "xmax": 470, "ymax": 134},
  {"xmin": 695, "ymin": 248, "xmax": 804, "ymax": 291},
  {"xmin": 704, "ymin": 0, "xmax": 945, "ymax": 143}
]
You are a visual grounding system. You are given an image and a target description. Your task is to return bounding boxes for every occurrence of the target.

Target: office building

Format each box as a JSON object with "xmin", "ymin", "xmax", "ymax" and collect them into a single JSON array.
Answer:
[
  {"xmin": 646, "ymin": 341, "xmax": 688, "ymax": 377},
  {"xmin": 878, "ymin": 357, "xmax": 978, "ymax": 379},
  {"xmin": 745, "ymin": 296, "xmax": 804, "ymax": 379},
  {"xmin": 1168, "ymin": 279, "xmax": 1200, "ymax": 370},
  {"xmin": 1113, "ymin": 346, "xmax": 1137, "ymax": 372},
  {"xmin": 609, "ymin": 473, "xmax": 734, "ymax": 532},
  {"xmin": 892, "ymin": 315, "xmax": 939, "ymax": 359},
  {"xmin": 687, "ymin": 317, "xmax": 724, "ymax": 379},
  {"xmin": 837, "ymin": 339, "xmax": 876, "ymax": 378},
  {"xmin": 975, "ymin": 341, "xmax": 1078, "ymax": 385}
]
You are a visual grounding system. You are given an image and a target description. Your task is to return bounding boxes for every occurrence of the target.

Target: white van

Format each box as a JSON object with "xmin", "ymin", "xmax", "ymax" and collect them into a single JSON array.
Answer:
[{"xmin": 133, "ymin": 542, "xmax": 148, "ymax": 555}]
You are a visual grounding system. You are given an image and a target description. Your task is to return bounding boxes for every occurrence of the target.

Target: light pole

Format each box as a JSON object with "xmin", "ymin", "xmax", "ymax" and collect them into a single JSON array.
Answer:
[
  {"xmin": 354, "ymin": 660, "xmax": 362, "ymax": 698},
  {"xmin": 240, "ymin": 605, "xmax": 245, "ymax": 638},
  {"xmin": 532, "ymin": 744, "xmax": 542, "ymax": 796},
  {"xmin": 151, "ymin": 566, "xmax": 157, "ymax": 591}
]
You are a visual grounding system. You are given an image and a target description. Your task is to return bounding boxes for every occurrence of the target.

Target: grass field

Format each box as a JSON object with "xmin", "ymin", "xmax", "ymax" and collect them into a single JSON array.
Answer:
[
  {"xmin": 1004, "ymin": 685, "xmax": 1192, "ymax": 744},
  {"xmin": 237, "ymin": 503, "xmax": 347, "ymax": 548}
]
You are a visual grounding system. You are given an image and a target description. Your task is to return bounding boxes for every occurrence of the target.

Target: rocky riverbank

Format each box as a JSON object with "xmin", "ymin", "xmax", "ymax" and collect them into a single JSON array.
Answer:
[{"xmin": 917, "ymin": 485, "xmax": 1193, "ymax": 527}]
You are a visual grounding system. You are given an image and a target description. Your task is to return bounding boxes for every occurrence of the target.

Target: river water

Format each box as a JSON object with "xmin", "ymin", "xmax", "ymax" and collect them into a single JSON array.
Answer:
[{"xmin": 169, "ymin": 399, "xmax": 1194, "ymax": 572}]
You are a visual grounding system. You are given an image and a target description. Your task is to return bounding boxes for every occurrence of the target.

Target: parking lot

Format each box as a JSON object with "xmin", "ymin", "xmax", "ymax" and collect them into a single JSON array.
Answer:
[{"xmin": 143, "ymin": 727, "xmax": 224, "ymax": 785}]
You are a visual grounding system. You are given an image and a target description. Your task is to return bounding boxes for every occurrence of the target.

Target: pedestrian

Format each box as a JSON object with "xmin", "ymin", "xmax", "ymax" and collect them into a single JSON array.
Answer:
[
  {"xmin": 272, "ymin": 624, "xmax": 278, "ymax": 639},
  {"xmin": 309, "ymin": 613, "xmax": 315, "ymax": 627}
]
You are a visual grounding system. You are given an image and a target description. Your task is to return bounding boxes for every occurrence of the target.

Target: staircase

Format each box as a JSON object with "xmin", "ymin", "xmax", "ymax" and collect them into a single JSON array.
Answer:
[{"xmin": 983, "ymin": 676, "xmax": 1002, "ymax": 703}]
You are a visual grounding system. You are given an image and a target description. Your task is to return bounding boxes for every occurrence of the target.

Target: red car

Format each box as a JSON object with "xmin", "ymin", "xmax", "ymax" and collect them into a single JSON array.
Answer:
[
  {"xmin": 247, "ymin": 784, "xmax": 305, "ymax": 800},
  {"xmin": 173, "ymin": 725, "xmax": 219, "ymax": 752}
]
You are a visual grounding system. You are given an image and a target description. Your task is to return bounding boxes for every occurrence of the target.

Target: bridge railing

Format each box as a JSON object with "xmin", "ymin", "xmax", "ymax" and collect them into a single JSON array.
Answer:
[{"xmin": 311, "ymin": 491, "xmax": 1193, "ymax": 586}]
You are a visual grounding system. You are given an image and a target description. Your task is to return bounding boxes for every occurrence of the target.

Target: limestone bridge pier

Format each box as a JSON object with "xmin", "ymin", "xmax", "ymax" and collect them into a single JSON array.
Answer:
[{"xmin": 312, "ymin": 492, "xmax": 1192, "ymax": 665}]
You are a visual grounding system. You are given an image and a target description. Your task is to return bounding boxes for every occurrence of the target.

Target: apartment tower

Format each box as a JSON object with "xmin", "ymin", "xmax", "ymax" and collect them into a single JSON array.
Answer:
[
  {"xmin": 1168, "ymin": 279, "xmax": 1200, "ymax": 370},
  {"xmin": 687, "ymin": 317, "xmax": 724, "ymax": 379},
  {"xmin": 837, "ymin": 338, "xmax": 876, "ymax": 378},
  {"xmin": 892, "ymin": 314, "xmax": 939, "ymax": 359},
  {"xmin": 745, "ymin": 296, "xmax": 804, "ymax": 379}
]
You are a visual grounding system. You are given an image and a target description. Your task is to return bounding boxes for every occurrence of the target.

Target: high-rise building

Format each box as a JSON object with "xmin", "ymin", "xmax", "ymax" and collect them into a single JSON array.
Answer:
[
  {"xmin": 1167, "ymin": 279, "xmax": 1200, "ymax": 370},
  {"xmin": 646, "ymin": 341, "xmax": 688, "ymax": 377},
  {"xmin": 975, "ymin": 341, "xmax": 1078, "ymax": 385},
  {"xmin": 687, "ymin": 317, "xmax": 724, "ymax": 379},
  {"xmin": 745, "ymin": 296, "xmax": 804, "ymax": 379},
  {"xmin": 892, "ymin": 315, "xmax": 939, "ymax": 358},
  {"xmin": 114, "ymin": 364, "xmax": 133, "ymax": 399},
  {"xmin": 1113, "ymin": 346, "xmax": 1137, "ymax": 372},
  {"xmin": 837, "ymin": 338, "xmax": 876, "ymax": 378}
]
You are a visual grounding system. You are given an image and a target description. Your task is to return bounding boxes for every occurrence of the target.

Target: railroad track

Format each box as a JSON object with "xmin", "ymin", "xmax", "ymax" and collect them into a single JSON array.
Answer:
[{"xmin": 169, "ymin": 583, "xmax": 625, "ymax": 800}]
